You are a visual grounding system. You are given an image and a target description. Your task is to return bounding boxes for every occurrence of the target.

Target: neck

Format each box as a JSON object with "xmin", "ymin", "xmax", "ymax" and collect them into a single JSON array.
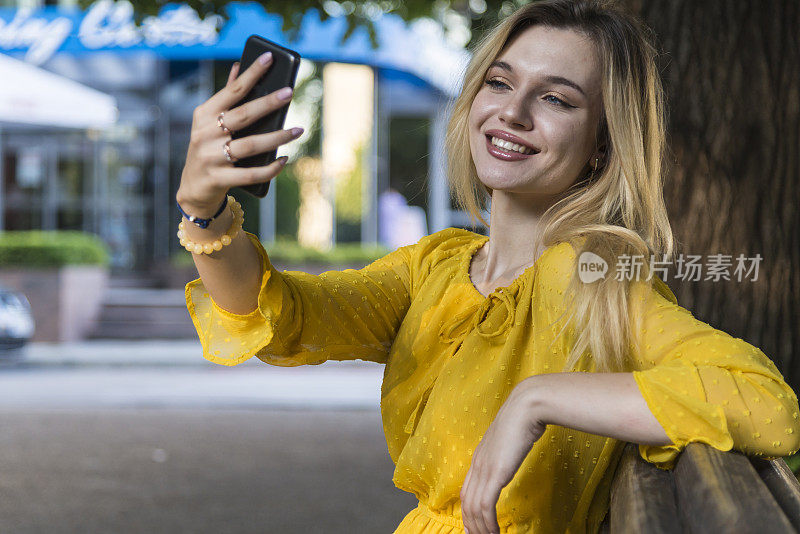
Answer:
[{"xmin": 475, "ymin": 189, "xmax": 566, "ymax": 282}]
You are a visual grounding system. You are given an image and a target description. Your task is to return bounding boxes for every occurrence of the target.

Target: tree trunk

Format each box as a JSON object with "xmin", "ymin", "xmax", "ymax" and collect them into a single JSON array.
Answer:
[{"xmin": 633, "ymin": 1, "xmax": 800, "ymax": 387}]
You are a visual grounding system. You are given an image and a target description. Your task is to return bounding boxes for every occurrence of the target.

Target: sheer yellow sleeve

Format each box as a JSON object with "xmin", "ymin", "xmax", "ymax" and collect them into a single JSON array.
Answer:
[
  {"xmin": 185, "ymin": 231, "xmax": 414, "ymax": 367},
  {"xmin": 630, "ymin": 277, "xmax": 800, "ymax": 470}
]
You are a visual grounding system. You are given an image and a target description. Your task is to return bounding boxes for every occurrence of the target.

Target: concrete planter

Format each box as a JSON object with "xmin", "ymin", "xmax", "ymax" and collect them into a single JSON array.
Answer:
[{"xmin": 0, "ymin": 265, "xmax": 109, "ymax": 342}]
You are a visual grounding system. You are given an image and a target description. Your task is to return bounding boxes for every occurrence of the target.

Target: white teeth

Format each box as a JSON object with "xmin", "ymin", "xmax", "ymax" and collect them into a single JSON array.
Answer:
[{"xmin": 490, "ymin": 136, "xmax": 533, "ymax": 155}]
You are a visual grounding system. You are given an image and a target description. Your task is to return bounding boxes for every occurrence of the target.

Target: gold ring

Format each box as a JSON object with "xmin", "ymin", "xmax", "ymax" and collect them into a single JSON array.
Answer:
[
  {"xmin": 223, "ymin": 140, "xmax": 238, "ymax": 163},
  {"xmin": 217, "ymin": 112, "xmax": 233, "ymax": 134}
]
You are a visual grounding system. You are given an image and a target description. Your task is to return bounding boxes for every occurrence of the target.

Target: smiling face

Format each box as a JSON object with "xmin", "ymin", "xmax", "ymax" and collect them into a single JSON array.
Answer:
[{"xmin": 468, "ymin": 24, "xmax": 605, "ymax": 197}]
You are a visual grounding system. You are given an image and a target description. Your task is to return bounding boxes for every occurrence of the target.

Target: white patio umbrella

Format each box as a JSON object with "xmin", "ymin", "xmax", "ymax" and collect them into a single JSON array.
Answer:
[{"xmin": 0, "ymin": 52, "xmax": 117, "ymax": 129}]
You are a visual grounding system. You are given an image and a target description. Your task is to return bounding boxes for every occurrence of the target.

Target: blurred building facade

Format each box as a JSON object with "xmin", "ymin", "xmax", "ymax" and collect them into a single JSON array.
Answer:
[{"xmin": 0, "ymin": 0, "xmax": 478, "ymax": 274}]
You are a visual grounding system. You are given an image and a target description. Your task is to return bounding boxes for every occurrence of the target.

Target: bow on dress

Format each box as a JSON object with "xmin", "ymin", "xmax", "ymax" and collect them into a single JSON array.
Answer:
[{"xmin": 403, "ymin": 285, "xmax": 521, "ymax": 436}]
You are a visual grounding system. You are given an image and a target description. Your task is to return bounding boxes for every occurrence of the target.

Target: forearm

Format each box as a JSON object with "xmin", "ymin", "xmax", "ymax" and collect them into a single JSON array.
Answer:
[
  {"xmin": 524, "ymin": 372, "xmax": 674, "ymax": 447},
  {"xmin": 179, "ymin": 199, "xmax": 262, "ymax": 315}
]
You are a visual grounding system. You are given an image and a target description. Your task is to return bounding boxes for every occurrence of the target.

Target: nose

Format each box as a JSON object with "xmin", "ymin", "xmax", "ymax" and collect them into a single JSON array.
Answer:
[{"xmin": 498, "ymin": 93, "xmax": 533, "ymax": 130}]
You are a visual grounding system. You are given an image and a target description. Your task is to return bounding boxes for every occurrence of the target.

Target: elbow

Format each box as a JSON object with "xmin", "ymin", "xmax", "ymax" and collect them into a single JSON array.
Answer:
[
  {"xmin": 766, "ymin": 435, "xmax": 800, "ymax": 458},
  {"xmin": 775, "ymin": 392, "xmax": 800, "ymax": 456},
  {"xmin": 773, "ymin": 415, "xmax": 800, "ymax": 457},
  {"xmin": 752, "ymin": 376, "xmax": 800, "ymax": 457},
  {"xmin": 751, "ymin": 413, "xmax": 800, "ymax": 458}
]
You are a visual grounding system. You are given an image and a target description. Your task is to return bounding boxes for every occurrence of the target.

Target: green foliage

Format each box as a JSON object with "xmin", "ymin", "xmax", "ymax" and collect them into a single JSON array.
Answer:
[
  {"xmin": 784, "ymin": 451, "xmax": 800, "ymax": 476},
  {"xmin": 171, "ymin": 237, "xmax": 391, "ymax": 267},
  {"xmin": 275, "ymin": 162, "xmax": 301, "ymax": 239},
  {"xmin": 266, "ymin": 238, "xmax": 391, "ymax": 263},
  {"xmin": 0, "ymin": 231, "xmax": 111, "ymax": 268},
  {"xmin": 335, "ymin": 139, "xmax": 366, "ymax": 224}
]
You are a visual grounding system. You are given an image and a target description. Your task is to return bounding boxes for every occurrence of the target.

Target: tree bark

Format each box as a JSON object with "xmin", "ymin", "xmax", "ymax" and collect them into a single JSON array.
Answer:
[{"xmin": 633, "ymin": 1, "xmax": 800, "ymax": 387}]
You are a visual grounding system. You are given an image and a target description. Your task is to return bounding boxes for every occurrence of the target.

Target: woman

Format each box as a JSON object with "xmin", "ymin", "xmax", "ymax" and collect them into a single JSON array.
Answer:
[{"xmin": 176, "ymin": 1, "xmax": 800, "ymax": 532}]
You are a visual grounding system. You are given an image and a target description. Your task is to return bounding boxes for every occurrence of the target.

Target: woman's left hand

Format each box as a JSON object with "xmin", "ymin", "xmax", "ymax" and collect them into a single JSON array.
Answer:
[{"xmin": 460, "ymin": 380, "xmax": 547, "ymax": 534}]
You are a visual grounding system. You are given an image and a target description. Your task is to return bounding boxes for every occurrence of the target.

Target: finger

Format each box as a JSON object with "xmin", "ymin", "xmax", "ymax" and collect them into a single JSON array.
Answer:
[
  {"xmin": 223, "ymin": 87, "xmax": 294, "ymax": 133},
  {"xmin": 226, "ymin": 62, "xmax": 240, "ymax": 86},
  {"xmin": 217, "ymin": 155, "xmax": 289, "ymax": 187},
  {"xmin": 208, "ymin": 51, "xmax": 273, "ymax": 112},
  {"xmin": 226, "ymin": 127, "xmax": 303, "ymax": 161},
  {"xmin": 461, "ymin": 468, "xmax": 474, "ymax": 533},
  {"xmin": 478, "ymin": 481, "xmax": 502, "ymax": 534},
  {"xmin": 473, "ymin": 477, "xmax": 494, "ymax": 534},
  {"xmin": 463, "ymin": 464, "xmax": 485, "ymax": 534}
]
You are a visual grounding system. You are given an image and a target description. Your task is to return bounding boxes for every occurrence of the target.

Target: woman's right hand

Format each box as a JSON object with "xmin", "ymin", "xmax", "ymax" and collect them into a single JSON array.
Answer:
[{"xmin": 176, "ymin": 52, "xmax": 305, "ymax": 217}]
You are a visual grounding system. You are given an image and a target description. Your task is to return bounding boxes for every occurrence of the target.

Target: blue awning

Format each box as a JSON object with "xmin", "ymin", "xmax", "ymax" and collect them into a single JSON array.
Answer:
[{"xmin": 0, "ymin": 1, "xmax": 470, "ymax": 96}]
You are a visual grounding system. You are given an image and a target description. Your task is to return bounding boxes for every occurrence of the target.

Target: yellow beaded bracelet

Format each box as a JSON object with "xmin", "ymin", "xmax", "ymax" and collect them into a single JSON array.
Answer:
[{"xmin": 177, "ymin": 195, "xmax": 244, "ymax": 255}]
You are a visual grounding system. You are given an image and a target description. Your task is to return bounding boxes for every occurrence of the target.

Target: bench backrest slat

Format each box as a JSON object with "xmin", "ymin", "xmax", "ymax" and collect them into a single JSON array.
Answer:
[
  {"xmin": 599, "ymin": 442, "xmax": 800, "ymax": 533},
  {"xmin": 605, "ymin": 442, "xmax": 682, "ymax": 533},
  {"xmin": 749, "ymin": 455, "xmax": 800, "ymax": 531},
  {"xmin": 674, "ymin": 443, "xmax": 795, "ymax": 533}
]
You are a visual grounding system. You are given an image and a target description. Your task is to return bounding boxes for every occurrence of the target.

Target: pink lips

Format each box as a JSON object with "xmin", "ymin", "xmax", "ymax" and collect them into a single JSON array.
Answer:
[{"xmin": 484, "ymin": 134, "xmax": 536, "ymax": 161}]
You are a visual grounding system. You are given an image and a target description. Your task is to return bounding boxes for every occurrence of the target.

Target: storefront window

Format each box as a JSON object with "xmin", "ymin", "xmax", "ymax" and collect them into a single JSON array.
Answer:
[
  {"xmin": 2, "ymin": 143, "xmax": 44, "ymax": 231},
  {"xmin": 57, "ymin": 155, "xmax": 85, "ymax": 231}
]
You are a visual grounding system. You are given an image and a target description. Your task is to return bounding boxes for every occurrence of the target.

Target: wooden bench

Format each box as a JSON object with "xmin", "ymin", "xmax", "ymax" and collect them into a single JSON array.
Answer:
[{"xmin": 598, "ymin": 442, "xmax": 800, "ymax": 533}]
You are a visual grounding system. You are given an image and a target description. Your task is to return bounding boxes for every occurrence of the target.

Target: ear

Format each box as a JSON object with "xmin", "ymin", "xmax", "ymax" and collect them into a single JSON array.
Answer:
[{"xmin": 595, "ymin": 144, "xmax": 606, "ymax": 161}]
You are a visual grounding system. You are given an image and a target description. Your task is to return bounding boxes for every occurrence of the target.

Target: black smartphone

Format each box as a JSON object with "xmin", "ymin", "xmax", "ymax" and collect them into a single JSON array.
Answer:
[{"xmin": 231, "ymin": 35, "xmax": 302, "ymax": 198}]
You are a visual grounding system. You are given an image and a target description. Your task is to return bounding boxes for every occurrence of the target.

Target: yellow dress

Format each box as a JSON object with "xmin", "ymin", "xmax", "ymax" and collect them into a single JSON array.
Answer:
[{"xmin": 185, "ymin": 227, "xmax": 800, "ymax": 534}]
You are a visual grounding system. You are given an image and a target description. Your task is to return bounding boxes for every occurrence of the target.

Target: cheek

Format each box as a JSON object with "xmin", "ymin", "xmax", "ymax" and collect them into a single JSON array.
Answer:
[
  {"xmin": 467, "ymin": 106, "xmax": 478, "ymax": 130},
  {"xmin": 572, "ymin": 110, "xmax": 598, "ymax": 139},
  {"xmin": 467, "ymin": 104, "xmax": 481, "ymax": 130},
  {"xmin": 548, "ymin": 117, "xmax": 593, "ymax": 155},
  {"xmin": 469, "ymin": 92, "xmax": 496, "ymax": 125}
]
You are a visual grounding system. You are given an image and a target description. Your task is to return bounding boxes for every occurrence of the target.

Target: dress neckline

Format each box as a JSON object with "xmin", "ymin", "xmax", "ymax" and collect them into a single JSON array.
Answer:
[{"xmin": 461, "ymin": 232, "xmax": 549, "ymax": 300}]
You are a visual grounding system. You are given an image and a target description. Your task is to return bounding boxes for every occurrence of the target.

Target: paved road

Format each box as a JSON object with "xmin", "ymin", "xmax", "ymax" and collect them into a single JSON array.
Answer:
[{"xmin": 0, "ymin": 341, "xmax": 420, "ymax": 533}]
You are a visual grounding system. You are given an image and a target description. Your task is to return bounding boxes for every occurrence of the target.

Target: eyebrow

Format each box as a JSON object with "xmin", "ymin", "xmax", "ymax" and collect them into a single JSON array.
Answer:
[{"xmin": 488, "ymin": 60, "xmax": 587, "ymax": 98}]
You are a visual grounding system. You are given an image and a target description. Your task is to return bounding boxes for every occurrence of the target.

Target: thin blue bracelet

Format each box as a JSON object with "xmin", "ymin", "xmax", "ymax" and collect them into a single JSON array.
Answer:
[{"xmin": 176, "ymin": 196, "xmax": 228, "ymax": 229}]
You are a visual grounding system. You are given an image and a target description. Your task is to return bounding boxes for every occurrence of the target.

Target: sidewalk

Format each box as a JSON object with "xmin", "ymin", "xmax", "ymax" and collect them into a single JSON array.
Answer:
[
  {"xmin": 0, "ymin": 340, "xmax": 386, "ymax": 410},
  {"xmin": 17, "ymin": 339, "xmax": 378, "ymax": 368},
  {"xmin": 15, "ymin": 339, "xmax": 219, "ymax": 367}
]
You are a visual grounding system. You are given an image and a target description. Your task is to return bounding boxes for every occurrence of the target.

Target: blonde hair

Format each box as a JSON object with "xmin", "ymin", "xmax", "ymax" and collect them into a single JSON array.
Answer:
[{"xmin": 445, "ymin": 0, "xmax": 674, "ymax": 373}]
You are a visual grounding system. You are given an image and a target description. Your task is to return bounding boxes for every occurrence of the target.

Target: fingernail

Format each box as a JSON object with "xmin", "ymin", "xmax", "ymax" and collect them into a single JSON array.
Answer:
[
  {"xmin": 258, "ymin": 52, "xmax": 272, "ymax": 65},
  {"xmin": 277, "ymin": 156, "xmax": 289, "ymax": 165},
  {"xmin": 276, "ymin": 87, "xmax": 293, "ymax": 100},
  {"xmin": 290, "ymin": 127, "xmax": 304, "ymax": 136}
]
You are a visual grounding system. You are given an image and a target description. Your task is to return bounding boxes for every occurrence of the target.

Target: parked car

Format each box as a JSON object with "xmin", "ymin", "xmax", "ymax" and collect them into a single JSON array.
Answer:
[{"xmin": 0, "ymin": 285, "xmax": 35, "ymax": 360}]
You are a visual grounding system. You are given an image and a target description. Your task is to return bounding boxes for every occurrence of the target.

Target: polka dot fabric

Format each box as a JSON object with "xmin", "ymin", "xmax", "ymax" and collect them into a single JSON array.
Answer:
[
  {"xmin": 628, "ymin": 278, "xmax": 800, "ymax": 470},
  {"xmin": 184, "ymin": 228, "xmax": 800, "ymax": 533},
  {"xmin": 186, "ymin": 230, "xmax": 414, "ymax": 367}
]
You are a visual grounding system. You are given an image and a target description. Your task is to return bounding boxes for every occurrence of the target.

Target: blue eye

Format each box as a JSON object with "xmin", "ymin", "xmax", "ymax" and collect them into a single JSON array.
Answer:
[
  {"xmin": 485, "ymin": 79, "xmax": 509, "ymax": 90},
  {"xmin": 485, "ymin": 79, "xmax": 572, "ymax": 108},
  {"xmin": 544, "ymin": 95, "xmax": 569, "ymax": 107}
]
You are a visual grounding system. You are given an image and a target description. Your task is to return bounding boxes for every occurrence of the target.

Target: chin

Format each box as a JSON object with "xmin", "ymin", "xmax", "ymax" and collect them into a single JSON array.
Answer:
[
  {"xmin": 477, "ymin": 175, "xmax": 568, "ymax": 197},
  {"xmin": 475, "ymin": 167, "xmax": 536, "ymax": 189},
  {"xmin": 476, "ymin": 178, "xmax": 529, "ymax": 194}
]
